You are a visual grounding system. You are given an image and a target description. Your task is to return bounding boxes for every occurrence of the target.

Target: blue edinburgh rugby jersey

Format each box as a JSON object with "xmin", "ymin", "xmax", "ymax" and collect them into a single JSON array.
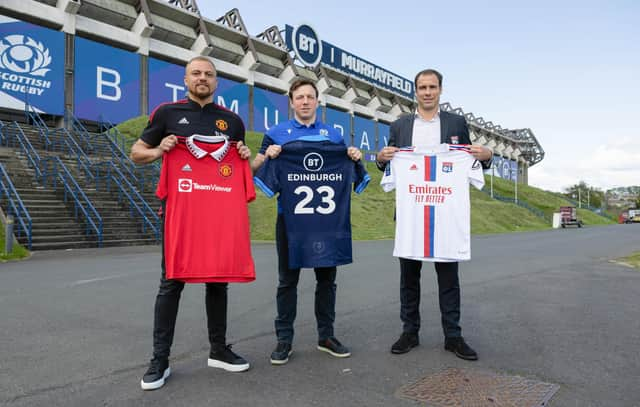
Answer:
[{"xmin": 254, "ymin": 140, "xmax": 370, "ymax": 269}]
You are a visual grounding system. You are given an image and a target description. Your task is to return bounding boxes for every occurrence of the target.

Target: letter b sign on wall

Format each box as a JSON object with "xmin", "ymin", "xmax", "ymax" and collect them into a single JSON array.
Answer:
[{"xmin": 74, "ymin": 37, "xmax": 140, "ymax": 123}]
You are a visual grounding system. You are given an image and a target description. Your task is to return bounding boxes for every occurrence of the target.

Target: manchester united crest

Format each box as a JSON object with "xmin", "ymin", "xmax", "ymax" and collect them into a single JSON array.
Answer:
[
  {"xmin": 219, "ymin": 163, "xmax": 233, "ymax": 177},
  {"xmin": 216, "ymin": 119, "xmax": 228, "ymax": 131}
]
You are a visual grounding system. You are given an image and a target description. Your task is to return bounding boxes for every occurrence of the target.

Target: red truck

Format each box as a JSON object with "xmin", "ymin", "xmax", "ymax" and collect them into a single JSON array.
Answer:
[{"xmin": 560, "ymin": 206, "xmax": 583, "ymax": 228}]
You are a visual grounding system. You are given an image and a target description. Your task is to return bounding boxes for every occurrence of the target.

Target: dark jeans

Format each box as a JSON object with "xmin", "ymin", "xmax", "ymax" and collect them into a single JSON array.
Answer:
[
  {"xmin": 274, "ymin": 215, "xmax": 337, "ymax": 344},
  {"xmin": 151, "ymin": 213, "xmax": 228, "ymax": 360},
  {"xmin": 399, "ymin": 258, "xmax": 462, "ymax": 339}
]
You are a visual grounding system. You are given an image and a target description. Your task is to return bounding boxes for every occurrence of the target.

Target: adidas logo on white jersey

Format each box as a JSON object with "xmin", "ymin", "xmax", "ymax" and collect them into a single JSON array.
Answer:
[
  {"xmin": 181, "ymin": 164, "xmax": 192, "ymax": 172},
  {"xmin": 178, "ymin": 117, "xmax": 190, "ymax": 125}
]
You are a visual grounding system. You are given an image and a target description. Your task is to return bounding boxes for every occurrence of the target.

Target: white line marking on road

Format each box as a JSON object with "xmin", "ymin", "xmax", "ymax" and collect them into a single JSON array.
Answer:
[{"xmin": 67, "ymin": 274, "xmax": 130, "ymax": 287}]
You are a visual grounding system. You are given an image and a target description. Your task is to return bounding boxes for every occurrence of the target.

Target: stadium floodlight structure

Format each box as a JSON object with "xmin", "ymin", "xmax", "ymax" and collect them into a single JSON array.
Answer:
[
  {"xmin": 440, "ymin": 102, "xmax": 545, "ymax": 183},
  {"xmin": 254, "ymin": 25, "xmax": 318, "ymax": 85},
  {"xmin": 214, "ymin": 9, "xmax": 283, "ymax": 79}
]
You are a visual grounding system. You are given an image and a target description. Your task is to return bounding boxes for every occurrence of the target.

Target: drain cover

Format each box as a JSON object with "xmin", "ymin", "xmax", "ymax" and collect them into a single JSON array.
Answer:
[{"xmin": 398, "ymin": 367, "xmax": 559, "ymax": 406}]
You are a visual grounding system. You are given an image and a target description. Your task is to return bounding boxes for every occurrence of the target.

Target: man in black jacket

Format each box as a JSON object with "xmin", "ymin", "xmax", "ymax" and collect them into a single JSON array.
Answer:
[{"xmin": 376, "ymin": 68, "xmax": 492, "ymax": 361}]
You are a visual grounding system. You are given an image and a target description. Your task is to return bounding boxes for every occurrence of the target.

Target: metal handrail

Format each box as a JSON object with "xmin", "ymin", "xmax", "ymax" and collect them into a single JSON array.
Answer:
[
  {"xmin": 481, "ymin": 188, "xmax": 549, "ymax": 221},
  {"xmin": 98, "ymin": 118, "xmax": 128, "ymax": 158},
  {"xmin": 50, "ymin": 127, "xmax": 96, "ymax": 182},
  {"xmin": 0, "ymin": 163, "xmax": 32, "ymax": 249},
  {"xmin": 64, "ymin": 109, "xmax": 98, "ymax": 154},
  {"xmin": 0, "ymin": 120, "xmax": 5, "ymax": 144},
  {"xmin": 94, "ymin": 161, "xmax": 160, "ymax": 241},
  {"xmin": 24, "ymin": 104, "xmax": 54, "ymax": 150},
  {"xmin": 41, "ymin": 156, "xmax": 103, "ymax": 246},
  {"xmin": 3, "ymin": 119, "xmax": 105, "ymax": 247},
  {"xmin": 2, "ymin": 121, "xmax": 43, "ymax": 182},
  {"xmin": 98, "ymin": 117, "xmax": 159, "ymax": 191},
  {"xmin": 25, "ymin": 105, "xmax": 94, "ymax": 181}
]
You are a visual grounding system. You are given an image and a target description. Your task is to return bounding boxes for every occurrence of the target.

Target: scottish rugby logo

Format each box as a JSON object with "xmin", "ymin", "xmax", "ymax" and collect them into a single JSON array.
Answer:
[{"xmin": 0, "ymin": 34, "xmax": 51, "ymax": 76}]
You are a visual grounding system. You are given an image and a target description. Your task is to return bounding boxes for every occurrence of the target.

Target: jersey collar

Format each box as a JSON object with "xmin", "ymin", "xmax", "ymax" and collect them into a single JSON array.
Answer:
[
  {"xmin": 186, "ymin": 97, "xmax": 218, "ymax": 111},
  {"xmin": 291, "ymin": 118, "xmax": 320, "ymax": 129},
  {"xmin": 185, "ymin": 134, "xmax": 230, "ymax": 161}
]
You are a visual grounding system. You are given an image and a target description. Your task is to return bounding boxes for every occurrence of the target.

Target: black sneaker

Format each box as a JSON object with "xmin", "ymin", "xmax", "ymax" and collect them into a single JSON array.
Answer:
[
  {"xmin": 391, "ymin": 332, "xmax": 419, "ymax": 354},
  {"xmin": 270, "ymin": 342, "xmax": 293, "ymax": 365},
  {"xmin": 317, "ymin": 337, "xmax": 351, "ymax": 358},
  {"xmin": 208, "ymin": 344, "xmax": 250, "ymax": 372},
  {"xmin": 140, "ymin": 358, "xmax": 170, "ymax": 391},
  {"xmin": 444, "ymin": 337, "xmax": 478, "ymax": 361}
]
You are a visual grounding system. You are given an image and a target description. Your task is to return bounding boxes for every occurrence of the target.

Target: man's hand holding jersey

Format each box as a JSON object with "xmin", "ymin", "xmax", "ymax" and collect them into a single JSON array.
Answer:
[
  {"xmin": 236, "ymin": 141, "xmax": 251, "ymax": 160},
  {"xmin": 376, "ymin": 146, "xmax": 399, "ymax": 164},
  {"xmin": 347, "ymin": 146, "xmax": 362, "ymax": 161},
  {"xmin": 158, "ymin": 135, "xmax": 178, "ymax": 152},
  {"xmin": 265, "ymin": 144, "xmax": 282, "ymax": 159},
  {"xmin": 130, "ymin": 134, "xmax": 178, "ymax": 164},
  {"xmin": 469, "ymin": 145, "xmax": 492, "ymax": 161}
]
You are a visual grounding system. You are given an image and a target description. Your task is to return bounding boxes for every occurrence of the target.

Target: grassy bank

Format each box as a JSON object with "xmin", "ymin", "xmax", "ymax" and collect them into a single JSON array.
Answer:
[{"xmin": 0, "ymin": 222, "xmax": 29, "ymax": 261}]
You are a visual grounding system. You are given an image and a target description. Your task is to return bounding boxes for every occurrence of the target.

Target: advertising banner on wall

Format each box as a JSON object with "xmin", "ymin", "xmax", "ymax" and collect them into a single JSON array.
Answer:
[
  {"xmin": 488, "ymin": 156, "xmax": 518, "ymax": 181},
  {"xmin": 148, "ymin": 57, "xmax": 184, "ymax": 110},
  {"xmin": 216, "ymin": 76, "xmax": 249, "ymax": 124},
  {"xmin": 325, "ymin": 107, "xmax": 351, "ymax": 143},
  {"xmin": 148, "ymin": 58, "xmax": 249, "ymax": 123},
  {"xmin": 377, "ymin": 122, "xmax": 389, "ymax": 150},
  {"xmin": 0, "ymin": 15, "xmax": 64, "ymax": 115},
  {"xmin": 510, "ymin": 159, "xmax": 518, "ymax": 182},
  {"xmin": 74, "ymin": 37, "xmax": 140, "ymax": 123},
  {"xmin": 353, "ymin": 115, "xmax": 375, "ymax": 152},
  {"xmin": 253, "ymin": 86, "xmax": 287, "ymax": 133}
]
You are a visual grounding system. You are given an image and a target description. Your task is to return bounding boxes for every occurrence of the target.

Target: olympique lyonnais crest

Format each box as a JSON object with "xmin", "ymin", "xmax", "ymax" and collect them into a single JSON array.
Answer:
[
  {"xmin": 442, "ymin": 162, "xmax": 453, "ymax": 173},
  {"xmin": 450, "ymin": 136, "xmax": 459, "ymax": 144},
  {"xmin": 215, "ymin": 119, "xmax": 228, "ymax": 131},
  {"xmin": 219, "ymin": 163, "xmax": 233, "ymax": 177}
]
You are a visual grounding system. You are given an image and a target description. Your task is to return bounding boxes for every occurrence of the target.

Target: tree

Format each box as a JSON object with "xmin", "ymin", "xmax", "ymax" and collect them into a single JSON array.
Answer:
[{"xmin": 563, "ymin": 181, "xmax": 604, "ymax": 208}]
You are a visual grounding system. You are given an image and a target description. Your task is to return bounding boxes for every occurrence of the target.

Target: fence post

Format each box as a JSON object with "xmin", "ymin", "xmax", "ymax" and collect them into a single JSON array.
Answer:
[{"xmin": 4, "ymin": 215, "xmax": 14, "ymax": 254}]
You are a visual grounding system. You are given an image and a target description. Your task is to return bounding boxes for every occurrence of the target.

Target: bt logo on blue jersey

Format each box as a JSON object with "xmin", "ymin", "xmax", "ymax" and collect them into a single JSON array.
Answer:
[{"xmin": 303, "ymin": 152, "xmax": 324, "ymax": 172}]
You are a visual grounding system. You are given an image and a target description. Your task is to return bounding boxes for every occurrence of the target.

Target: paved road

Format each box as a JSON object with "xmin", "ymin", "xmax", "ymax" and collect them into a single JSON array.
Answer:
[{"xmin": 1, "ymin": 225, "xmax": 639, "ymax": 407}]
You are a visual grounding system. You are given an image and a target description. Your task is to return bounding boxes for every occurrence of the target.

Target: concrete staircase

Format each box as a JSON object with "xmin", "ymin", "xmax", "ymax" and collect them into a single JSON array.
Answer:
[{"xmin": 0, "ymin": 122, "xmax": 160, "ymax": 250}]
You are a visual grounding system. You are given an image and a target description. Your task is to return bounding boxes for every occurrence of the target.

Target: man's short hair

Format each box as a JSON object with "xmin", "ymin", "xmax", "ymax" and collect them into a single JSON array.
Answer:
[
  {"xmin": 288, "ymin": 79, "xmax": 319, "ymax": 100},
  {"xmin": 186, "ymin": 56, "xmax": 216, "ymax": 74},
  {"xmin": 414, "ymin": 69, "xmax": 443, "ymax": 88}
]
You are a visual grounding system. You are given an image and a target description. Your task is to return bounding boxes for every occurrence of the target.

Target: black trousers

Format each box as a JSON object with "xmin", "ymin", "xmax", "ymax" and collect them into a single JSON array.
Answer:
[
  {"xmin": 151, "ymin": 210, "xmax": 228, "ymax": 360},
  {"xmin": 399, "ymin": 258, "xmax": 462, "ymax": 339},
  {"xmin": 151, "ymin": 271, "xmax": 228, "ymax": 360}
]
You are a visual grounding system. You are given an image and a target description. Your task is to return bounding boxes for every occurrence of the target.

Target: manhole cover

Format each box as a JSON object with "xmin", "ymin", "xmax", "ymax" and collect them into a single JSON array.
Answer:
[{"xmin": 398, "ymin": 367, "xmax": 559, "ymax": 406}]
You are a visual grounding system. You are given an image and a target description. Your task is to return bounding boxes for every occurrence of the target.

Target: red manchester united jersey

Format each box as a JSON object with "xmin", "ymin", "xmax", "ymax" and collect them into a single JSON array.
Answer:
[{"xmin": 156, "ymin": 135, "xmax": 256, "ymax": 283}]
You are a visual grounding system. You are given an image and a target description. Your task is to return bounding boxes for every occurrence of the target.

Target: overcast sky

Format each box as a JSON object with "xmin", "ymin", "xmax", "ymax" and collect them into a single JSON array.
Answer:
[{"xmin": 199, "ymin": 1, "xmax": 640, "ymax": 192}]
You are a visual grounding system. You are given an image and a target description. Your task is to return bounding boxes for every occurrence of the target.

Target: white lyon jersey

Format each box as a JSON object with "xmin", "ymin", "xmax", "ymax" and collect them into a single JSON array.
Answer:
[{"xmin": 381, "ymin": 144, "xmax": 484, "ymax": 262}]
